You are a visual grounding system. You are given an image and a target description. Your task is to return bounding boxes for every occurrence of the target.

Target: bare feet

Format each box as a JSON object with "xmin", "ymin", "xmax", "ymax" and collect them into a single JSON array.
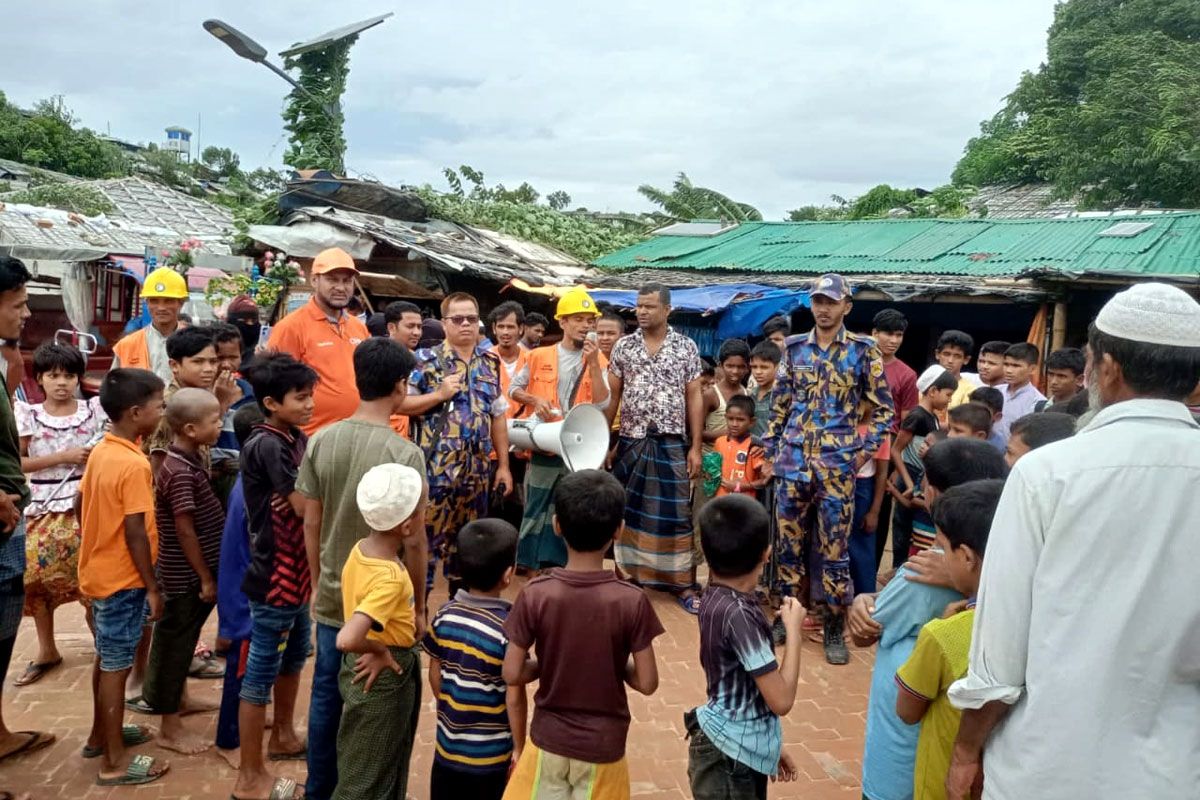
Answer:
[
  {"xmin": 157, "ymin": 733, "xmax": 211, "ymax": 756},
  {"xmin": 178, "ymin": 695, "xmax": 219, "ymax": 716},
  {"xmin": 0, "ymin": 730, "xmax": 56, "ymax": 762},
  {"xmin": 267, "ymin": 729, "xmax": 306, "ymax": 760},
  {"xmin": 216, "ymin": 746, "xmax": 241, "ymax": 770}
]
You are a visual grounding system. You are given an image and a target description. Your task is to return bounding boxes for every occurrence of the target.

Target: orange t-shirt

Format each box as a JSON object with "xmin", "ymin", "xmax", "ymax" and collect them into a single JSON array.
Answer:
[
  {"xmin": 77, "ymin": 433, "xmax": 159, "ymax": 599},
  {"xmin": 268, "ymin": 298, "xmax": 369, "ymax": 436},
  {"xmin": 389, "ymin": 412, "xmax": 410, "ymax": 439},
  {"xmin": 714, "ymin": 434, "xmax": 764, "ymax": 497}
]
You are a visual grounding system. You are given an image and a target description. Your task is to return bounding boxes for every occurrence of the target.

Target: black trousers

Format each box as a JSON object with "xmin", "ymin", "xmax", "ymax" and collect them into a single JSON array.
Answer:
[
  {"xmin": 430, "ymin": 760, "xmax": 507, "ymax": 800},
  {"xmin": 142, "ymin": 591, "xmax": 215, "ymax": 714}
]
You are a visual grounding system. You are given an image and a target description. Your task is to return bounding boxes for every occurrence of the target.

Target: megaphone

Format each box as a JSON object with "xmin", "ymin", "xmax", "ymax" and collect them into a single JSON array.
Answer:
[{"xmin": 507, "ymin": 403, "xmax": 610, "ymax": 472}]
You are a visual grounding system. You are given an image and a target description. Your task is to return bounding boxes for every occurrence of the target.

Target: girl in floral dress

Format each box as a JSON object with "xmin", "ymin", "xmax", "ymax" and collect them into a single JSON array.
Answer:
[{"xmin": 12, "ymin": 342, "xmax": 106, "ymax": 685}]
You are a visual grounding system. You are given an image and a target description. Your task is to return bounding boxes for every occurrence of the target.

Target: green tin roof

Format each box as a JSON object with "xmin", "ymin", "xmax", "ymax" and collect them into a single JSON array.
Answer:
[{"xmin": 593, "ymin": 215, "xmax": 1200, "ymax": 282}]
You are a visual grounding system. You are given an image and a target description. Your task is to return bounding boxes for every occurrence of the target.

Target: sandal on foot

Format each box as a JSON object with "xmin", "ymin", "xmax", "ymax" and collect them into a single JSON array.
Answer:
[
  {"xmin": 231, "ymin": 776, "xmax": 302, "ymax": 800},
  {"xmin": 676, "ymin": 594, "xmax": 702, "ymax": 615},
  {"xmin": 268, "ymin": 742, "xmax": 308, "ymax": 761},
  {"xmin": 96, "ymin": 753, "xmax": 169, "ymax": 786},
  {"xmin": 125, "ymin": 695, "xmax": 157, "ymax": 714},
  {"xmin": 188, "ymin": 655, "xmax": 224, "ymax": 679},
  {"xmin": 81, "ymin": 724, "xmax": 154, "ymax": 758},
  {"xmin": 0, "ymin": 730, "xmax": 55, "ymax": 763},
  {"xmin": 13, "ymin": 658, "xmax": 63, "ymax": 686}
]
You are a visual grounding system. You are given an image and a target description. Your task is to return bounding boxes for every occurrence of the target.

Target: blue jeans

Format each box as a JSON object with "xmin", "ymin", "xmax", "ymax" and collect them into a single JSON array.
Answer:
[
  {"xmin": 306, "ymin": 622, "xmax": 343, "ymax": 800},
  {"xmin": 849, "ymin": 476, "xmax": 878, "ymax": 597},
  {"xmin": 216, "ymin": 638, "xmax": 247, "ymax": 750},
  {"xmin": 92, "ymin": 588, "xmax": 149, "ymax": 672},
  {"xmin": 239, "ymin": 601, "xmax": 311, "ymax": 706}
]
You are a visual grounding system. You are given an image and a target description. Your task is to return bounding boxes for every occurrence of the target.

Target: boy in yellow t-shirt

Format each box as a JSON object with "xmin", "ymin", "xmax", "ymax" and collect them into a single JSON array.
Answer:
[
  {"xmin": 894, "ymin": 479, "xmax": 1005, "ymax": 800},
  {"xmin": 333, "ymin": 463, "xmax": 425, "ymax": 800}
]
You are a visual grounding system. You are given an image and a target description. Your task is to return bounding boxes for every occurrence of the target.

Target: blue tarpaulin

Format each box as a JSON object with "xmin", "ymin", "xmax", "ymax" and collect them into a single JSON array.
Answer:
[{"xmin": 588, "ymin": 283, "xmax": 810, "ymax": 347}]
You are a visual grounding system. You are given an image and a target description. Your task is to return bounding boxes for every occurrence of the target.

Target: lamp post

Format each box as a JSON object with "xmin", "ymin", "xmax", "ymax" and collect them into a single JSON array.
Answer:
[{"xmin": 202, "ymin": 19, "xmax": 340, "ymax": 119}]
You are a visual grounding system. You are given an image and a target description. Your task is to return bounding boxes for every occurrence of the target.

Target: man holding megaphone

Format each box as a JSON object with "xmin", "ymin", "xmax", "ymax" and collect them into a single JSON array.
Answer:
[{"xmin": 508, "ymin": 287, "xmax": 610, "ymax": 571}]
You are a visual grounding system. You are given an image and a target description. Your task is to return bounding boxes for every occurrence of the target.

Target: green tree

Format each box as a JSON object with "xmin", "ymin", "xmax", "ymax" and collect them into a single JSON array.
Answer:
[
  {"xmin": 637, "ymin": 172, "xmax": 762, "ymax": 222},
  {"xmin": 0, "ymin": 92, "xmax": 129, "ymax": 179},
  {"xmin": 200, "ymin": 146, "xmax": 242, "ymax": 178},
  {"xmin": 546, "ymin": 190, "xmax": 571, "ymax": 211},
  {"xmin": 953, "ymin": 0, "xmax": 1200, "ymax": 207}
]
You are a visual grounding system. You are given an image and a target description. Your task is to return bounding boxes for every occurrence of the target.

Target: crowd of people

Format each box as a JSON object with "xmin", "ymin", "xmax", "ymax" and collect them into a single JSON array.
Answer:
[{"xmin": 0, "ymin": 246, "xmax": 1198, "ymax": 800}]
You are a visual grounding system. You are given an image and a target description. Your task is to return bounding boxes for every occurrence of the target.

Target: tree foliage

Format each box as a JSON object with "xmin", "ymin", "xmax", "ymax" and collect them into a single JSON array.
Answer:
[
  {"xmin": 282, "ymin": 39, "xmax": 354, "ymax": 173},
  {"xmin": 6, "ymin": 183, "xmax": 115, "ymax": 216},
  {"xmin": 418, "ymin": 167, "xmax": 647, "ymax": 262},
  {"xmin": 200, "ymin": 146, "xmax": 241, "ymax": 178},
  {"xmin": 637, "ymin": 172, "xmax": 762, "ymax": 222},
  {"xmin": 0, "ymin": 92, "xmax": 129, "ymax": 179},
  {"xmin": 787, "ymin": 183, "xmax": 973, "ymax": 221},
  {"xmin": 953, "ymin": 0, "xmax": 1200, "ymax": 207}
]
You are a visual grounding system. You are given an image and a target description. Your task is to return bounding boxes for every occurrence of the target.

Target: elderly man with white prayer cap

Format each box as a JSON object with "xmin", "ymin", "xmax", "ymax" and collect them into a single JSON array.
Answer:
[{"xmin": 944, "ymin": 282, "xmax": 1200, "ymax": 800}]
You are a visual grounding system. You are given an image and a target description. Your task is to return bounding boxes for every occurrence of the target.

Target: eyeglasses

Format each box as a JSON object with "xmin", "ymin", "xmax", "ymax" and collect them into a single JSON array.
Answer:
[{"xmin": 446, "ymin": 315, "xmax": 480, "ymax": 327}]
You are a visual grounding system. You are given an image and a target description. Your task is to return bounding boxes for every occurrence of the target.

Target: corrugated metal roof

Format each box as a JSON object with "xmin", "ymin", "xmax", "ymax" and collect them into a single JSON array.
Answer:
[
  {"xmin": 84, "ymin": 177, "xmax": 234, "ymax": 237},
  {"xmin": 593, "ymin": 214, "xmax": 1200, "ymax": 283}
]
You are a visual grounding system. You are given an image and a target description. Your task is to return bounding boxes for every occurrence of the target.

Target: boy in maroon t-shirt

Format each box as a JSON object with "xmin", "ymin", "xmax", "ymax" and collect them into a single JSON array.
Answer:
[{"xmin": 503, "ymin": 470, "xmax": 664, "ymax": 798}]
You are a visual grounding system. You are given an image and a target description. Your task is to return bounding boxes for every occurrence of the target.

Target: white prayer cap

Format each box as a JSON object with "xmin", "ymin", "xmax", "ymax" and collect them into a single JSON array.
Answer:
[
  {"xmin": 1094, "ymin": 282, "xmax": 1200, "ymax": 347},
  {"xmin": 357, "ymin": 463, "xmax": 423, "ymax": 532},
  {"xmin": 917, "ymin": 364, "xmax": 949, "ymax": 394}
]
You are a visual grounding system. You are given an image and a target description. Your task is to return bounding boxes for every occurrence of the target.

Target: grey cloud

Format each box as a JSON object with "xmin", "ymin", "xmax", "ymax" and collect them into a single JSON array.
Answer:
[{"xmin": 6, "ymin": 0, "xmax": 1054, "ymax": 218}]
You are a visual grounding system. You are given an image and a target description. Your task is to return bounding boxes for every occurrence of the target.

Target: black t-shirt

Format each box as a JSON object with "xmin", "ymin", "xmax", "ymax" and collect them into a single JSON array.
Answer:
[
  {"xmin": 241, "ymin": 423, "xmax": 310, "ymax": 607},
  {"xmin": 899, "ymin": 406, "xmax": 939, "ymax": 468}
]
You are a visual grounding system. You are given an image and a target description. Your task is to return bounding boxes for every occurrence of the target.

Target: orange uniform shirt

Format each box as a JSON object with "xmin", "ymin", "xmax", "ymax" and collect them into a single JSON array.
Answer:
[
  {"xmin": 268, "ymin": 297, "xmax": 369, "ymax": 436},
  {"xmin": 491, "ymin": 345, "xmax": 530, "ymax": 419},
  {"xmin": 389, "ymin": 413, "xmax": 410, "ymax": 439},
  {"xmin": 714, "ymin": 434, "xmax": 764, "ymax": 497},
  {"xmin": 77, "ymin": 433, "xmax": 159, "ymax": 599}
]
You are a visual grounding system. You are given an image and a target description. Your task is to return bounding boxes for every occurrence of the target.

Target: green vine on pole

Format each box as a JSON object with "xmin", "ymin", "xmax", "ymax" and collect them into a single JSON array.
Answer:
[{"xmin": 281, "ymin": 37, "xmax": 355, "ymax": 173}]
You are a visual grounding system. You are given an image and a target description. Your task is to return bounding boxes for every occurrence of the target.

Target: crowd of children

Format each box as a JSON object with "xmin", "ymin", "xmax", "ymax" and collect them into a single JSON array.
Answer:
[{"xmin": 2, "ymin": 269, "xmax": 1117, "ymax": 800}]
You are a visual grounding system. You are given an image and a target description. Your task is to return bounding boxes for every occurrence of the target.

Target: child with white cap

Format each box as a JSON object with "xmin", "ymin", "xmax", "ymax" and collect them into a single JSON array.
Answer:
[
  {"xmin": 331, "ymin": 463, "xmax": 424, "ymax": 800},
  {"xmin": 887, "ymin": 365, "xmax": 958, "ymax": 566}
]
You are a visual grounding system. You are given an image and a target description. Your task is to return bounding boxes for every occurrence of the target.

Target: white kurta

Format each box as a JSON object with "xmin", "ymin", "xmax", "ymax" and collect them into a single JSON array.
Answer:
[{"xmin": 948, "ymin": 398, "xmax": 1200, "ymax": 799}]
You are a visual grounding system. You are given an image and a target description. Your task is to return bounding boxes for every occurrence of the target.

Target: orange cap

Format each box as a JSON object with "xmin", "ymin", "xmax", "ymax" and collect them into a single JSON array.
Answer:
[{"xmin": 310, "ymin": 247, "xmax": 358, "ymax": 275}]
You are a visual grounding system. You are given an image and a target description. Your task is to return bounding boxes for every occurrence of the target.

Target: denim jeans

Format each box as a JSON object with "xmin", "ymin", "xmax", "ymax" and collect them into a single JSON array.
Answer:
[
  {"xmin": 306, "ymin": 622, "xmax": 343, "ymax": 800},
  {"xmin": 848, "ymin": 476, "xmax": 878, "ymax": 596},
  {"xmin": 92, "ymin": 588, "xmax": 149, "ymax": 672},
  {"xmin": 239, "ymin": 601, "xmax": 311, "ymax": 706},
  {"xmin": 685, "ymin": 709, "xmax": 768, "ymax": 800},
  {"xmin": 215, "ymin": 638, "xmax": 248, "ymax": 750}
]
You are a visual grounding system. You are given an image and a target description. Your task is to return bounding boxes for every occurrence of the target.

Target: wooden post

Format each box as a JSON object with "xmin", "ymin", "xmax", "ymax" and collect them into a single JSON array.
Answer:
[{"xmin": 1051, "ymin": 301, "xmax": 1067, "ymax": 351}]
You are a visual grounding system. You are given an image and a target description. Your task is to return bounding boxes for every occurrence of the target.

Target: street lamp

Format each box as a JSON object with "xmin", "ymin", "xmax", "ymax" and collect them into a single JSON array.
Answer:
[{"xmin": 202, "ymin": 19, "xmax": 339, "ymax": 119}]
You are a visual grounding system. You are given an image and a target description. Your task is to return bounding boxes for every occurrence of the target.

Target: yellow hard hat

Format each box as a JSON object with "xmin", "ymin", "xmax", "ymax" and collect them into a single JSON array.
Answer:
[
  {"xmin": 555, "ymin": 287, "xmax": 601, "ymax": 320},
  {"xmin": 141, "ymin": 267, "xmax": 188, "ymax": 300}
]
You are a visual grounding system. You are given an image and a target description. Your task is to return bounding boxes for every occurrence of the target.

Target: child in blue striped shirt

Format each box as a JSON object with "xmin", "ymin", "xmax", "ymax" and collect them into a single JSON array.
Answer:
[{"xmin": 422, "ymin": 518, "xmax": 523, "ymax": 800}]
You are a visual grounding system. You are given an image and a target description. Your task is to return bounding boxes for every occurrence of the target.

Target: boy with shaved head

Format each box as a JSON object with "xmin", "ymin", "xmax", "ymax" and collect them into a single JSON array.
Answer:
[{"xmin": 141, "ymin": 388, "xmax": 225, "ymax": 755}]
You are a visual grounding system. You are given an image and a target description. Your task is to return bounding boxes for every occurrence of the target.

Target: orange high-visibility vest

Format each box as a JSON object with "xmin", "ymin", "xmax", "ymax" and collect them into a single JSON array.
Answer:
[
  {"xmin": 523, "ymin": 344, "xmax": 608, "ymax": 412},
  {"xmin": 491, "ymin": 346, "xmax": 530, "ymax": 420},
  {"xmin": 112, "ymin": 328, "xmax": 151, "ymax": 370}
]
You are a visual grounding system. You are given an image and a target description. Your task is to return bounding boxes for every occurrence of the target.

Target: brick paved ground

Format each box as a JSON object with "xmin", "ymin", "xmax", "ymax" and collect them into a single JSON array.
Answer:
[{"xmin": 2, "ymin": 570, "xmax": 874, "ymax": 799}]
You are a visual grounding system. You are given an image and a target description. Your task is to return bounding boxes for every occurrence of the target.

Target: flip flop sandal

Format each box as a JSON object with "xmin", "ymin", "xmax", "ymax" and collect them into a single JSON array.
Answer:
[
  {"xmin": 188, "ymin": 656, "xmax": 224, "ymax": 679},
  {"xmin": 268, "ymin": 744, "xmax": 307, "ymax": 761},
  {"xmin": 81, "ymin": 724, "xmax": 154, "ymax": 758},
  {"xmin": 96, "ymin": 753, "xmax": 169, "ymax": 786},
  {"xmin": 231, "ymin": 776, "xmax": 302, "ymax": 800},
  {"xmin": 13, "ymin": 657, "xmax": 63, "ymax": 686},
  {"xmin": 676, "ymin": 594, "xmax": 702, "ymax": 615},
  {"xmin": 125, "ymin": 695, "xmax": 157, "ymax": 715},
  {"xmin": 0, "ymin": 730, "xmax": 55, "ymax": 763}
]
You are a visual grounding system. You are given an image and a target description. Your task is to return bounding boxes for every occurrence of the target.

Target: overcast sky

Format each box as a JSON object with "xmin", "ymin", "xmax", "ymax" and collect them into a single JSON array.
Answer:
[{"xmin": 7, "ymin": 1, "xmax": 1054, "ymax": 218}]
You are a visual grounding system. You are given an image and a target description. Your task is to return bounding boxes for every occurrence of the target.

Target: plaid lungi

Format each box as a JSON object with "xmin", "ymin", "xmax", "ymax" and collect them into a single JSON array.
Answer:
[
  {"xmin": 516, "ymin": 453, "xmax": 569, "ymax": 570},
  {"xmin": 612, "ymin": 435, "xmax": 696, "ymax": 592},
  {"xmin": 333, "ymin": 645, "xmax": 421, "ymax": 800}
]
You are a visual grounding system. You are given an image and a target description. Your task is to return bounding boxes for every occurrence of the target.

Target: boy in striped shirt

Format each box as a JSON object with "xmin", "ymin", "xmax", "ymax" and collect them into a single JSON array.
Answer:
[{"xmin": 423, "ymin": 518, "xmax": 524, "ymax": 800}]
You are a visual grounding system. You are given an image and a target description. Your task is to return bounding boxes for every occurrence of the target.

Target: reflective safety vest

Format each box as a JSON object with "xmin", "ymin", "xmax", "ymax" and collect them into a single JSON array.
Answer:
[
  {"xmin": 523, "ymin": 344, "xmax": 607, "ymax": 413},
  {"xmin": 112, "ymin": 327, "xmax": 151, "ymax": 371},
  {"xmin": 491, "ymin": 346, "xmax": 530, "ymax": 420}
]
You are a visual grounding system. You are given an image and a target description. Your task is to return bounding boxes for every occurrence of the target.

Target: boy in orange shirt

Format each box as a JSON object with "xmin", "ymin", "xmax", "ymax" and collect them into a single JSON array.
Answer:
[
  {"xmin": 78, "ymin": 368, "xmax": 170, "ymax": 786},
  {"xmin": 715, "ymin": 395, "xmax": 769, "ymax": 497}
]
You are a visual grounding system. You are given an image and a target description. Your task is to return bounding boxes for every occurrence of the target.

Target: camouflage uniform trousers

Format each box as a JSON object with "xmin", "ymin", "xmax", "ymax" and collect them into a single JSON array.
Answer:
[
  {"xmin": 772, "ymin": 463, "xmax": 856, "ymax": 608},
  {"xmin": 425, "ymin": 462, "xmax": 490, "ymax": 598}
]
